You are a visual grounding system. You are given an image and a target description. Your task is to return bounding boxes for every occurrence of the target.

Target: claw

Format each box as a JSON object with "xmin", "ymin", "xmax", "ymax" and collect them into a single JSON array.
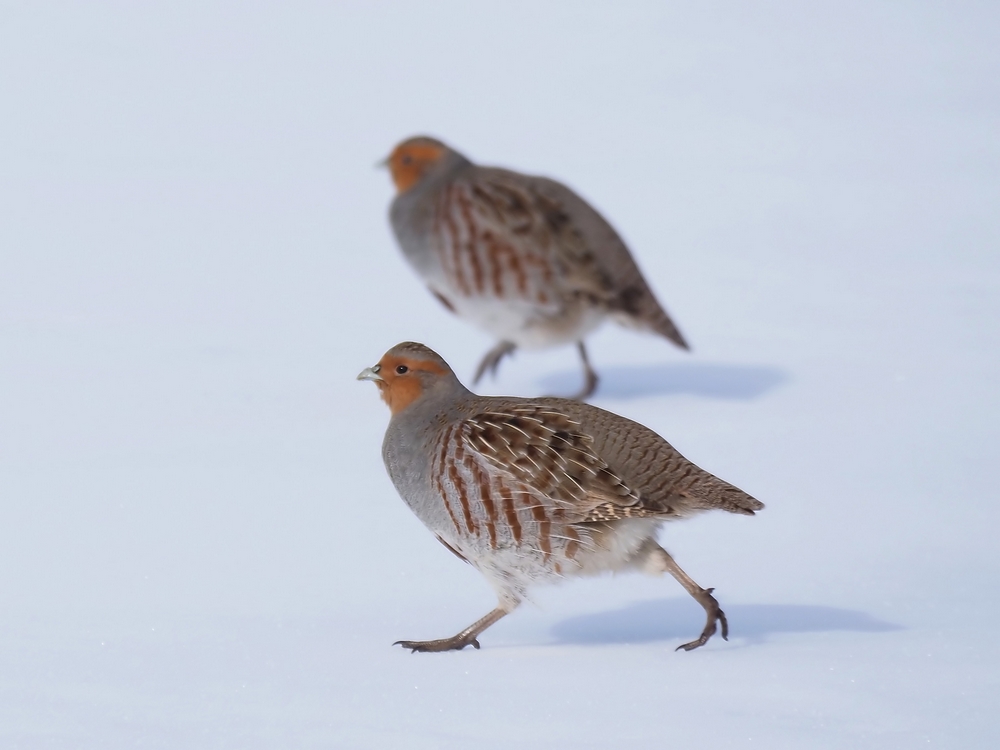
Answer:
[
  {"xmin": 674, "ymin": 592, "xmax": 728, "ymax": 652},
  {"xmin": 392, "ymin": 637, "xmax": 480, "ymax": 653},
  {"xmin": 391, "ymin": 606, "xmax": 507, "ymax": 654}
]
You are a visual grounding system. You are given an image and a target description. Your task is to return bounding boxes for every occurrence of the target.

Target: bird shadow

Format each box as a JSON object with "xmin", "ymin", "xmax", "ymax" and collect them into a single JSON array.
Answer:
[
  {"xmin": 551, "ymin": 598, "xmax": 902, "ymax": 647},
  {"xmin": 539, "ymin": 362, "xmax": 788, "ymax": 401}
]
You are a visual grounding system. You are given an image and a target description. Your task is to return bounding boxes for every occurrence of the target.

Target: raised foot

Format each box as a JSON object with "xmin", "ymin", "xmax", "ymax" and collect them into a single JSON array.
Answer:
[
  {"xmin": 473, "ymin": 341, "xmax": 516, "ymax": 385},
  {"xmin": 393, "ymin": 636, "xmax": 481, "ymax": 653},
  {"xmin": 675, "ymin": 587, "xmax": 729, "ymax": 652},
  {"xmin": 568, "ymin": 341, "xmax": 598, "ymax": 401},
  {"xmin": 566, "ymin": 370, "xmax": 598, "ymax": 401}
]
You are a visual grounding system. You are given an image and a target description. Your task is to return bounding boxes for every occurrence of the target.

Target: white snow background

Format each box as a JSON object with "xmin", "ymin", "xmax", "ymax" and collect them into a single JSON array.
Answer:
[{"xmin": 1, "ymin": 2, "xmax": 998, "ymax": 748}]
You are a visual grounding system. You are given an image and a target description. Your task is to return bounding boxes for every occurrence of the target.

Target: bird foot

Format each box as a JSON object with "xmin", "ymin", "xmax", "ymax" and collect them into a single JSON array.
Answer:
[
  {"xmin": 544, "ymin": 372, "xmax": 598, "ymax": 401},
  {"xmin": 563, "ymin": 341, "xmax": 599, "ymax": 401},
  {"xmin": 473, "ymin": 342, "xmax": 516, "ymax": 384},
  {"xmin": 566, "ymin": 370, "xmax": 598, "ymax": 401},
  {"xmin": 393, "ymin": 636, "xmax": 481, "ymax": 653},
  {"xmin": 541, "ymin": 364, "xmax": 599, "ymax": 401},
  {"xmin": 675, "ymin": 587, "xmax": 729, "ymax": 652}
]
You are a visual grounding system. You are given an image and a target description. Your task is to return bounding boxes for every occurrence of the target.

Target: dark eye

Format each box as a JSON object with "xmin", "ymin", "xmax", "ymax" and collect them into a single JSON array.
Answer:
[
  {"xmin": 400, "ymin": 155, "xmax": 413, "ymax": 165},
  {"xmin": 395, "ymin": 364, "xmax": 409, "ymax": 374}
]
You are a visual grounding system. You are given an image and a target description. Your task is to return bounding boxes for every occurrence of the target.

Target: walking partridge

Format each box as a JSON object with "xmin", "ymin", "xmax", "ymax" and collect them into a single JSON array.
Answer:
[
  {"xmin": 358, "ymin": 342, "xmax": 763, "ymax": 653},
  {"xmin": 384, "ymin": 136, "xmax": 689, "ymax": 400}
]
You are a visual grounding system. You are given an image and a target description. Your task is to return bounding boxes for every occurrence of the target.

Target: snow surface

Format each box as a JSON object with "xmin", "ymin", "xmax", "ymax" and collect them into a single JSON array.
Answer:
[{"xmin": 1, "ymin": 2, "xmax": 998, "ymax": 748}]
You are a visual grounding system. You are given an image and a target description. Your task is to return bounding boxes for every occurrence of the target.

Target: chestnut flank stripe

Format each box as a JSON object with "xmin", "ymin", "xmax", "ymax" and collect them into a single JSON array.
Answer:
[
  {"xmin": 482, "ymin": 230, "xmax": 505, "ymax": 296},
  {"xmin": 478, "ymin": 474, "xmax": 499, "ymax": 549},
  {"xmin": 503, "ymin": 244, "xmax": 528, "ymax": 294},
  {"xmin": 564, "ymin": 526, "xmax": 580, "ymax": 561},
  {"xmin": 538, "ymin": 520, "xmax": 552, "ymax": 559},
  {"xmin": 441, "ymin": 187, "xmax": 470, "ymax": 295},
  {"xmin": 499, "ymin": 485, "xmax": 522, "ymax": 544},
  {"xmin": 456, "ymin": 189, "xmax": 485, "ymax": 293},
  {"xmin": 452, "ymin": 438, "xmax": 477, "ymax": 536},
  {"xmin": 435, "ymin": 428, "xmax": 462, "ymax": 533}
]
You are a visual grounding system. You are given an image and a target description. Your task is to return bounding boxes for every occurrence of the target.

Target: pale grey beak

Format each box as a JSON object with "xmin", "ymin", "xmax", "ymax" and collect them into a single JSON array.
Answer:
[
  {"xmin": 357, "ymin": 365, "xmax": 384, "ymax": 382},
  {"xmin": 374, "ymin": 155, "xmax": 390, "ymax": 169}
]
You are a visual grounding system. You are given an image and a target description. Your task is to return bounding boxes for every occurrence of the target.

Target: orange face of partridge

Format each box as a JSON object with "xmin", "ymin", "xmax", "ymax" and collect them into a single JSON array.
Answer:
[
  {"xmin": 369, "ymin": 354, "xmax": 450, "ymax": 415},
  {"xmin": 386, "ymin": 140, "xmax": 449, "ymax": 194}
]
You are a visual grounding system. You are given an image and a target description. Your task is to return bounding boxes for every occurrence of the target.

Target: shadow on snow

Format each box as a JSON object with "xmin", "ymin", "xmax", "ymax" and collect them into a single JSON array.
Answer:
[
  {"xmin": 539, "ymin": 362, "xmax": 788, "ymax": 401},
  {"xmin": 551, "ymin": 598, "xmax": 901, "ymax": 646}
]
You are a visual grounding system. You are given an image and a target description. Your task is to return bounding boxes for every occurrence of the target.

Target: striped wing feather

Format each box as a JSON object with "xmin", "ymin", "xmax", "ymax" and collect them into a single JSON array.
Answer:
[
  {"xmin": 462, "ymin": 402, "xmax": 764, "ymax": 521},
  {"xmin": 465, "ymin": 169, "xmax": 688, "ymax": 347},
  {"xmin": 460, "ymin": 405, "xmax": 667, "ymax": 523},
  {"xmin": 460, "ymin": 170, "xmax": 615, "ymax": 303},
  {"xmin": 526, "ymin": 176, "xmax": 690, "ymax": 348}
]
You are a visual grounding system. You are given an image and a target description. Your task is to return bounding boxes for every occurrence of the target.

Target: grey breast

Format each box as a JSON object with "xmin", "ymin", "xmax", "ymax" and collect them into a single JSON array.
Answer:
[{"xmin": 389, "ymin": 152, "xmax": 474, "ymax": 278}]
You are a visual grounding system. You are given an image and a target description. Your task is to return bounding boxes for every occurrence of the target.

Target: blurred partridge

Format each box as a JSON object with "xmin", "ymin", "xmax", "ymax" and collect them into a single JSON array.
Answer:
[
  {"xmin": 384, "ymin": 136, "xmax": 689, "ymax": 400},
  {"xmin": 358, "ymin": 342, "xmax": 763, "ymax": 653}
]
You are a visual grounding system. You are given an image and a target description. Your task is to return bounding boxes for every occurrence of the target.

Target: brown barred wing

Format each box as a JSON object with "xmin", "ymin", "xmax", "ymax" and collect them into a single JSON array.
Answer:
[
  {"xmin": 431, "ymin": 169, "xmax": 615, "ymax": 308},
  {"xmin": 528, "ymin": 176, "xmax": 690, "ymax": 349},
  {"xmin": 557, "ymin": 399, "xmax": 765, "ymax": 517},
  {"xmin": 458, "ymin": 404, "xmax": 667, "ymax": 523}
]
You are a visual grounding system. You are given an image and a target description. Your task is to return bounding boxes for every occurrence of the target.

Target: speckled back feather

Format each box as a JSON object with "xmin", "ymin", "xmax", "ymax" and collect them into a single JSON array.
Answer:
[
  {"xmin": 457, "ymin": 401, "xmax": 762, "ymax": 523},
  {"xmin": 549, "ymin": 398, "xmax": 763, "ymax": 517},
  {"xmin": 431, "ymin": 173, "xmax": 613, "ymax": 311},
  {"xmin": 461, "ymin": 405, "xmax": 646, "ymax": 522}
]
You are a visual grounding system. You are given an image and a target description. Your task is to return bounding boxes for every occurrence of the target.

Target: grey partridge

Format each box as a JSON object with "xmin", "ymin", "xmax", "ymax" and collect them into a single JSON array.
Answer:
[
  {"xmin": 384, "ymin": 136, "xmax": 689, "ymax": 400},
  {"xmin": 358, "ymin": 342, "xmax": 763, "ymax": 653}
]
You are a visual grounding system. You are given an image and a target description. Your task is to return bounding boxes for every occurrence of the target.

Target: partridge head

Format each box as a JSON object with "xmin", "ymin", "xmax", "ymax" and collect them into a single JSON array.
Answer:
[
  {"xmin": 356, "ymin": 341, "xmax": 460, "ymax": 415},
  {"xmin": 384, "ymin": 137, "xmax": 456, "ymax": 194}
]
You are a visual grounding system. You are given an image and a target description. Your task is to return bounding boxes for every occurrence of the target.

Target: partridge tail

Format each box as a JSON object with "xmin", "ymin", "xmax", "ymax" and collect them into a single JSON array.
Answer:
[
  {"xmin": 644, "ymin": 302, "xmax": 690, "ymax": 351},
  {"xmin": 611, "ymin": 286, "xmax": 689, "ymax": 350},
  {"xmin": 683, "ymin": 473, "xmax": 763, "ymax": 516}
]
